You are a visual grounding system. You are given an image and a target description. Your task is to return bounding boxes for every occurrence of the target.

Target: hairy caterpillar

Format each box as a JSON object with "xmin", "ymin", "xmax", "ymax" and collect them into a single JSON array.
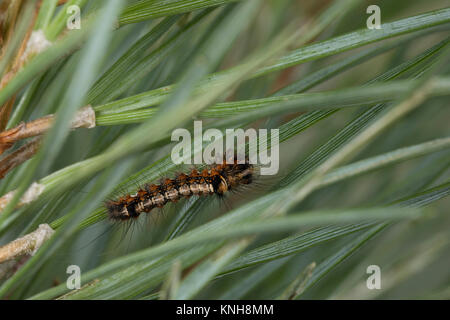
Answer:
[{"xmin": 105, "ymin": 157, "xmax": 254, "ymax": 221}]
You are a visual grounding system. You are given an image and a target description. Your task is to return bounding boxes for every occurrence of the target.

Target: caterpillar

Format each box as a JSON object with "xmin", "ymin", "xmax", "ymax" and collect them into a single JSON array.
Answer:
[{"xmin": 105, "ymin": 157, "xmax": 254, "ymax": 221}]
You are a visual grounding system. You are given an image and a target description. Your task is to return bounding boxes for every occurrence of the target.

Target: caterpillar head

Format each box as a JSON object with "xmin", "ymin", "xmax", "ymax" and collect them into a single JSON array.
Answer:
[{"xmin": 105, "ymin": 201, "xmax": 134, "ymax": 221}]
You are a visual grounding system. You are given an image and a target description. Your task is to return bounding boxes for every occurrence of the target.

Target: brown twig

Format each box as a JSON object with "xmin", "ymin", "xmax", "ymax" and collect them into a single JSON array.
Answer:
[
  {"xmin": 0, "ymin": 181, "xmax": 45, "ymax": 212},
  {"xmin": 0, "ymin": 1, "xmax": 24, "ymax": 62},
  {"xmin": 0, "ymin": 224, "xmax": 54, "ymax": 263},
  {"xmin": 0, "ymin": 224, "xmax": 54, "ymax": 278},
  {"xmin": 0, "ymin": 115, "xmax": 53, "ymax": 154},
  {"xmin": 0, "ymin": 105, "xmax": 96, "ymax": 155},
  {"xmin": 0, "ymin": 137, "xmax": 41, "ymax": 178},
  {"xmin": 0, "ymin": 1, "xmax": 40, "ymax": 131}
]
